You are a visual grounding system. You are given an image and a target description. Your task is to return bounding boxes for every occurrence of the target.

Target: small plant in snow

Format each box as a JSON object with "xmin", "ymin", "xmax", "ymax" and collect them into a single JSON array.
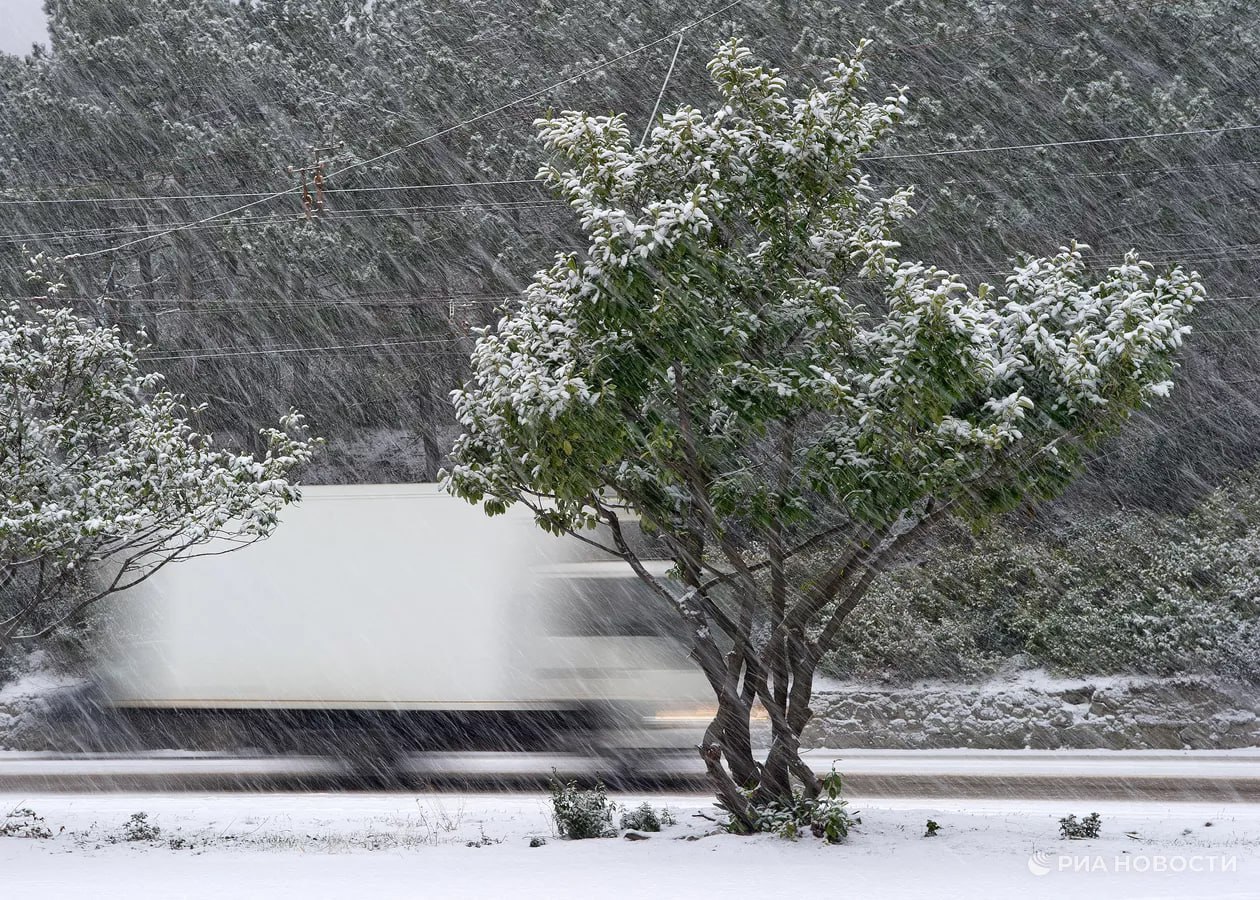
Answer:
[
  {"xmin": 1059, "ymin": 812, "xmax": 1102, "ymax": 840},
  {"xmin": 729, "ymin": 769, "xmax": 855, "ymax": 843},
  {"xmin": 924, "ymin": 819, "xmax": 941, "ymax": 837},
  {"xmin": 122, "ymin": 812, "xmax": 161, "ymax": 842},
  {"xmin": 548, "ymin": 771, "xmax": 616, "ymax": 839},
  {"xmin": 619, "ymin": 802, "xmax": 675, "ymax": 833},
  {"xmin": 465, "ymin": 825, "xmax": 501, "ymax": 848},
  {"xmin": 414, "ymin": 798, "xmax": 464, "ymax": 835},
  {"xmin": 1, "ymin": 807, "xmax": 53, "ymax": 839}
]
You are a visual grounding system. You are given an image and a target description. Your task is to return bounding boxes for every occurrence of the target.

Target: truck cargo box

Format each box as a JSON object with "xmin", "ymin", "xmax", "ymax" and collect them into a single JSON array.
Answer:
[{"xmin": 98, "ymin": 484, "xmax": 709, "ymax": 753}]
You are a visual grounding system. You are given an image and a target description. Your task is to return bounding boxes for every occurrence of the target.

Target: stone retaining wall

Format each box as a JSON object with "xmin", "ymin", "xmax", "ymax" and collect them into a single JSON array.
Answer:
[{"xmin": 802, "ymin": 676, "xmax": 1260, "ymax": 750}]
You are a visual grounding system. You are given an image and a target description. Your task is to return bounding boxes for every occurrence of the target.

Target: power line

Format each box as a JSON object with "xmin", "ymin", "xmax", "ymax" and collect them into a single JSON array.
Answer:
[
  {"xmin": 0, "ymin": 179, "xmax": 547, "ymax": 206},
  {"xmin": 61, "ymin": 0, "xmax": 745, "ymax": 261},
  {"xmin": 99, "ymin": 298, "xmax": 509, "ymax": 317},
  {"xmin": 142, "ymin": 336, "xmax": 464, "ymax": 363},
  {"xmin": 641, "ymin": 32, "xmax": 686, "ymax": 147},
  {"xmin": 2, "ymin": 154, "xmax": 1256, "ymax": 218},
  {"xmin": 21, "ymin": 291, "xmax": 512, "ymax": 305},
  {"xmin": 24, "ymin": 284, "xmax": 1260, "ymax": 320},
  {"xmin": 8, "ymin": 159, "xmax": 1258, "ymax": 247},
  {"xmin": 939, "ymin": 158, "xmax": 1260, "ymax": 189},
  {"xmin": 98, "ymin": 295, "xmax": 1260, "ymax": 368},
  {"xmin": 0, "ymin": 156, "xmax": 1249, "ymax": 235},
  {"xmin": 864, "ymin": 122, "xmax": 1260, "ymax": 162},
  {"xmin": 11, "ymin": 242, "xmax": 1258, "ymax": 325},
  {"xmin": 0, "ymin": 199, "xmax": 567, "ymax": 245},
  {"xmin": 136, "ymin": 322, "xmax": 1260, "ymax": 367}
]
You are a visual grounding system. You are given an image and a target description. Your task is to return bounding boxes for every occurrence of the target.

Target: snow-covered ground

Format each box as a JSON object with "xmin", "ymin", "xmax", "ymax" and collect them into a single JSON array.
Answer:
[{"xmin": 2, "ymin": 790, "xmax": 1257, "ymax": 899}]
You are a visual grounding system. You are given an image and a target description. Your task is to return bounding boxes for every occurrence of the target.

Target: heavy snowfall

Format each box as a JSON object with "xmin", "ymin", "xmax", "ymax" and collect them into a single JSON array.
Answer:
[{"xmin": 2, "ymin": 0, "xmax": 1259, "ymax": 897}]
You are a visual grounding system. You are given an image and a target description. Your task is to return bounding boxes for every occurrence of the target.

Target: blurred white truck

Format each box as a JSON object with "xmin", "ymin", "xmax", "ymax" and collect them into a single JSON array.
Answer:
[{"xmin": 99, "ymin": 484, "xmax": 709, "ymax": 758}]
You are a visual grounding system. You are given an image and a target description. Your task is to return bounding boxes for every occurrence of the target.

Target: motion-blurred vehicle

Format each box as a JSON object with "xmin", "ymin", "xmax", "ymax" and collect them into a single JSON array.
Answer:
[{"xmin": 98, "ymin": 484, "xmax": 710, "ymax": 767}]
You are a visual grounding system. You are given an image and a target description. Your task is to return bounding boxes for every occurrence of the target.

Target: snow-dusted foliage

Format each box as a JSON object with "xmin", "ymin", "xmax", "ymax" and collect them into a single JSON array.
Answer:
[
  {"xmin": 0, "ymin": 1, "xmax": 1247, "ymax": 491},
  {"xmin": 0, "ymin": 273, "xmax": 316, "ymax": 647},
  {"xmin": 445, "ymin": 39, "xmax": 1203, "ymax": 830},
  {"xmin": 823, "ymin": 472, "xmax": 1260, "ymax": 684}
]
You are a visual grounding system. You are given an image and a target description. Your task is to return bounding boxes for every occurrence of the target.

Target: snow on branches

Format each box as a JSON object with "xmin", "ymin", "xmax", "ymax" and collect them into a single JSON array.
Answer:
[
  {"xmin": 445, "ymin": 38, "xmax": 1203, "ymax": 534},
  {"xmin": 0, "ymin": 296, "xmax": 317, "ymax": 645}
]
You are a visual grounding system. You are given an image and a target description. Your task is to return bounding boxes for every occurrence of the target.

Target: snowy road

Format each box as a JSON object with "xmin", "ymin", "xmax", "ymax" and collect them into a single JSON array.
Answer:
[
  {"xmin": 1, "ymin": 749, "xmax": 1257, "ymax": 800},
  {"xmin": 2, "ymin": 790, "xmax": 1258, "ymax": 899}
]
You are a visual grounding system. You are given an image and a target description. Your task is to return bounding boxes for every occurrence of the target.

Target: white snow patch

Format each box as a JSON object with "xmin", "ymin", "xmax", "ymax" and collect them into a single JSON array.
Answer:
[{"xmin": 0, "ymin": 791, "xmax": 1257, "ymax": 898}]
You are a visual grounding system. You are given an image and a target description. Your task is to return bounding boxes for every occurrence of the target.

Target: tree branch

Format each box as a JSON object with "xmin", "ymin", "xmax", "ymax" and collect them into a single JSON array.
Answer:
[{"xmin": 811, "ymin": 501, "xmax": 953, "ymax": 659}]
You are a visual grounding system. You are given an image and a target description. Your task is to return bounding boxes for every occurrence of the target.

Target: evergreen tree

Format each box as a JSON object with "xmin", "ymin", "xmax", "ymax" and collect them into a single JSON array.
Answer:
[{"xmin": 445, "ymin": 39, "xmax": 1204, "ymax": 828}]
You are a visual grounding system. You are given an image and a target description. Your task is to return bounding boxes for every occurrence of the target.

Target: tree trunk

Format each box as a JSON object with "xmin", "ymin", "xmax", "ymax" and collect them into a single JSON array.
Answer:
[
  {"xmin": 752, "ymin": 664, "xmax": 819, "ymax": 806},
  {"xmin": 700, "ymin": 698, "xmax": 758, "ymax": 832},
  {"xmin": 710, "ymin": 691, "xmax": 759, "ymax": 786},
  {"xmin": 698, "ymin": 647, "xmax": 827, "ymax": 828},
  {"xmin": 756, "ymin": 732, "xmax": 794, "ymax": 802}
]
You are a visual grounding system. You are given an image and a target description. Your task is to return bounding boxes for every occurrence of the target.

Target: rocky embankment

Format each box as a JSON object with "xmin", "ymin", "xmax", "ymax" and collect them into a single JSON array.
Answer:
[{"xmin": 803, "ymin": 673, "xmax": 1259, "ymax": 750}]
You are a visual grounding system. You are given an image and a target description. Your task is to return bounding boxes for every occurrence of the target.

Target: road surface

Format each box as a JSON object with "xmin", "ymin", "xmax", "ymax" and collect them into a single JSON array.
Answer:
[{"xmin": 1, "ymin": 749, "xmax": 1257, "ymax": 799}]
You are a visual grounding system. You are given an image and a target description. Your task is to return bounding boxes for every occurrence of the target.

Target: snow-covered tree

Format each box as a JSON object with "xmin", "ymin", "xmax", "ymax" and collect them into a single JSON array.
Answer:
[
  {"xmin": 444, "ymin": 39, "xmax": 1205, "ymax": 830},
  {"xmin": 0, "ymin": 267, "xmax": 317, "ymax": 650}
]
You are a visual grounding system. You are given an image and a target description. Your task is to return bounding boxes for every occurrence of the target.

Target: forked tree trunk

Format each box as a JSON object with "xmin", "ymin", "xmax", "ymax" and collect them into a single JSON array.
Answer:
[
  {"xmin": 599, "ymin": 500, "xmax": 944, "ymax": 833},
  {"xmin": 698, "ymin": 652, "xmax": 824, "ymax": 830},
  {"xmin": 707, "ymin": 504, "xmax": 951, "ymax": 824}
]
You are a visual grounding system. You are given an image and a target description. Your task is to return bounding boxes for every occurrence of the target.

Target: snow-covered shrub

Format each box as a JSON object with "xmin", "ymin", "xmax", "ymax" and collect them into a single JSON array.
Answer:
[
  {"xmin": 1011, "ymin": 513, "xmax": 1249, "ymax": 679},
  {"xmin": 548, "ymin": 774, "xmax": 616, "ymax": 840},
  {"xmin": 121, "ymin": 812, "xmax": 161, "ymax": 842},
  {"xmin": 821, "ymin": 469, "xmax": 1260, "ymax": 683},
  {"xmin": 619, "ymin": 802, "xmax": 674, "ymax": 833},
  {"xmin": 465, "ymin": 825, "xmax": 500, "ymax": 848},
  {"xmin": 0, "ymin": 289, "xmax": 318, "ymax": 651},
  {"xmin": 1059, "ymin": 812, "xmax": 1102, "ymax": 840},
  {"xmin": 1, "ymin": 807, "xmax": 53, "ymax": 839}
]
